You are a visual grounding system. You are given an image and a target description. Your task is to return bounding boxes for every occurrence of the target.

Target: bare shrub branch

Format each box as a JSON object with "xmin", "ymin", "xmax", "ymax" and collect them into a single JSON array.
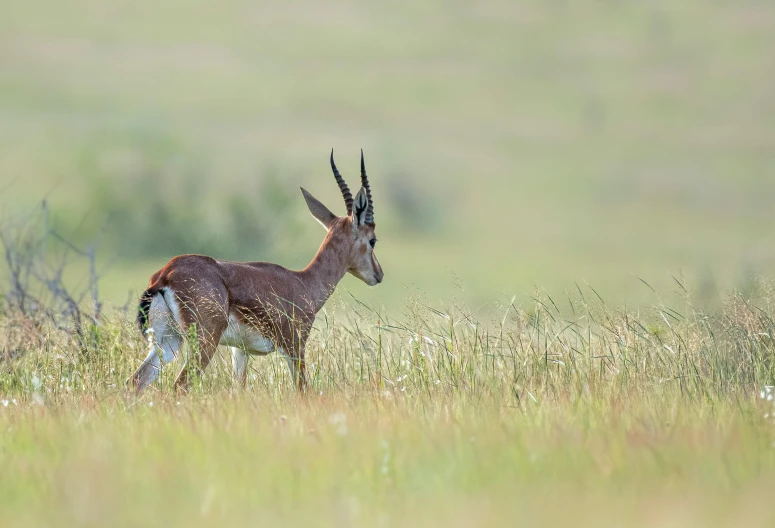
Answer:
[{"xmin": 1, "ymin": 201, "xmax": 106, "ymax": 359}]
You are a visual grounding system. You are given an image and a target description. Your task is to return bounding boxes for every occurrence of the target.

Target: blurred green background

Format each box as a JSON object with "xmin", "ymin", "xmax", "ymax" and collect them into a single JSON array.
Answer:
[{"xmin": 1, "ymin": 0, "xmax": 774, "ymax": 310}]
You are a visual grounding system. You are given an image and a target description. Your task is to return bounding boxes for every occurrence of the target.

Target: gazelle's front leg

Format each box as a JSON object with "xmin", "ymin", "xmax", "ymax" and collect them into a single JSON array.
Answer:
[
  {"xmin": 296, "ymin": 355, "xmax": 307, "ymax": 392},
  {"xmin": 231, "ymin": 347, "xmax": 248, "ymax": 388},
  {"xmin": 280, "ymin": 347, "xmax": 307, "ymax": 392}
]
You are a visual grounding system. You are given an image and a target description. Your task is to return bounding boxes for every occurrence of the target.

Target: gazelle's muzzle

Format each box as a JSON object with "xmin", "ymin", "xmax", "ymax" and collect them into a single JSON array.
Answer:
[{"xmin": 372, "ymin": 257, "xmax": 384, "ymax": 285}]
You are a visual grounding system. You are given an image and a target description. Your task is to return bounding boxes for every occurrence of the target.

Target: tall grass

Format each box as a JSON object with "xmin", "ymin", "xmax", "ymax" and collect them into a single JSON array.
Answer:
[
  {"xmin": 4, "ymin": 284, "xmax": 774, "ymax": 404},
  {"xmin": 2, "ymin": 287, "xmax": 775, "ymax": 526}
]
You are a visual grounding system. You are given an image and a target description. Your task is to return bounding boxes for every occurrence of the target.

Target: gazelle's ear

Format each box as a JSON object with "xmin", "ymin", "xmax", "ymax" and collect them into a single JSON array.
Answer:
[
  {"xmin": 352, "ymin": 187, "xmax": 370, "ymax": 228},
  {"xmin": 301, "ymin": 187, "xmax": 337, "ymax": 230}
]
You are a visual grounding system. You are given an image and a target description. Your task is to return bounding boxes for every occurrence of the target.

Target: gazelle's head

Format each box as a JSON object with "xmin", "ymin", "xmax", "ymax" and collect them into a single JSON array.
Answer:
[{"xmin": 301, "ymin": 150, "xmax": 384, "ymax": 286}]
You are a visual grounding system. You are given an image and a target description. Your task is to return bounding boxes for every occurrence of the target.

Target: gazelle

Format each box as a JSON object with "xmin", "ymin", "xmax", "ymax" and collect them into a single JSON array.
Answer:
[{"xmin": 127, "ymin": 150, "xmax": 383, "ymax": 394}]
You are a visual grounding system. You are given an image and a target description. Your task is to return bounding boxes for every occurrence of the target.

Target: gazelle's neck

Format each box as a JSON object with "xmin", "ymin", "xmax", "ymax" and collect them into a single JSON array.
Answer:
[{"xmin": 298, "ymin": 229, "xmax": 350, "ymax": 313}]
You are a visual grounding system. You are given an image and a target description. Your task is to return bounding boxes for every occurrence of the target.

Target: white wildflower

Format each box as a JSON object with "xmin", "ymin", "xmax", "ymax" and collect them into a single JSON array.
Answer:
[
  {"xmin": 328, "ymin": 412, "xmax": 348, "ymax": 436},
  {"xmin": 380, "ymin": 441, "xmax": 391, "ymax": 476}
]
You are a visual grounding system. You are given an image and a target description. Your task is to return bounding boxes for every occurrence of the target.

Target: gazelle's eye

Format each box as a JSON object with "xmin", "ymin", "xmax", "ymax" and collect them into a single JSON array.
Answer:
[{"xmin": 369, "ymin": 238, "xmax": 377, "ymax": 248}]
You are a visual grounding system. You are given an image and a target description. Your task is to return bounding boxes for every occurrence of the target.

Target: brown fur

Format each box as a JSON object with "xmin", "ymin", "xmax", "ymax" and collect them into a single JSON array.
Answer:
[{"xmin": 129, "ymin": 201, "xmax": 383, "ymax": 393}]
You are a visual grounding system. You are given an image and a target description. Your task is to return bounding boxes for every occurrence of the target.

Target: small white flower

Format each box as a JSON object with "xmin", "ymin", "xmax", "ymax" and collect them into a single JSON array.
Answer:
[
  {"xmin": 1, "ymin": 400, "xmax": 8, "ymax": 408},
  {"xmin": 328, "ymin": 412, "xmax": 346, "ymax": 425},
  {"xmin": 328, "ymin": 412, "xmax": 348, "ymax": 436},
  {"xmin": 380, "ymin": 442, "xmax": 391, "ymax": 476},
  {"xmin": 148, "ymin": 402, "xmax": 154, "ymax": 408}
]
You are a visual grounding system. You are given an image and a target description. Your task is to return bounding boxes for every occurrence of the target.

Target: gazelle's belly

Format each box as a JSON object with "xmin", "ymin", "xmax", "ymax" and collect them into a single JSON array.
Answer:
[{"xmin": 219, "ymin": 314, "xmax": 275, "ymax": 355}]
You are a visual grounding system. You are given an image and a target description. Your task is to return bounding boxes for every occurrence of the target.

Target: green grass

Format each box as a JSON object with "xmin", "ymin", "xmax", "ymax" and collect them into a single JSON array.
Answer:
[
  {"xmin": 2, "ymin": 0, "xmax": 775, "ymax": 309},
  {"xmin": 3, "ymin": 3, "xmax": 775, "ymax": 522},
  {"xmin": 2, "ymin": 393, "xmax": 773, "ymax": 527},
  {"xmin": 2, "ymin": 288, "xmax": 775, "ymax": 526}
]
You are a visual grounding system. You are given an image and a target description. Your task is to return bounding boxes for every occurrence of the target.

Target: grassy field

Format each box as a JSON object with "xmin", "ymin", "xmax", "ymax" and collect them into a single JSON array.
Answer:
[
  {"xmin": 3, "ymin": 1, "xmax": 775, "ymax": 525},
  {"xmin": 3, "ymin": 288, "xmax": 775, "ymax": 526},
  {"xmin": 2, "ymin": 0, "xmax": 775, "ymax": 309}
]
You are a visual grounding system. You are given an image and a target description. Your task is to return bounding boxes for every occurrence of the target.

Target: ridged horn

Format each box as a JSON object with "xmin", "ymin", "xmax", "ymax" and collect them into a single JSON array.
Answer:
[
  {"xmin": 360, "ymin": 149, "xmax": 374, "ymax": 225},
  {"xmin": 330, "ymin": 149, "xmax": 353, "ymax": 215}
]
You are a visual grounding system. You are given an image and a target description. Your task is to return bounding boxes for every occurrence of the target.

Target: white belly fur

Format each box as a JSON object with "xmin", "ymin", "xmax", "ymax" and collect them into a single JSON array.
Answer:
[{"xmin": 220, "ymin": 314, "xmax": 275, "ymax": 355}]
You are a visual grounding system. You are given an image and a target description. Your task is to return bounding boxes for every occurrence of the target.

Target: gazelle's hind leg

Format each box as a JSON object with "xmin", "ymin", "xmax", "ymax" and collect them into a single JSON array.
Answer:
[
  {"xmin": 128, "ymin": 294, "xmax": 182, "ymax": 394},
  {"xmin": 173, "ymin": 340, "xmax": 220, "ymax": 392},
  {"xmin": 231, "ymin": 347, "xmax": 248, "ymax": 388},
  {"xmin": 131, "ymin": 282, "xmax": 230, "ymax": 394},
  {"xmin": 173, "ymin": 319, "xmax": 227, "ymax": 393},
  {"xmin": 129, "ymin": 334, "xmax": 181, "ymax": 393}
]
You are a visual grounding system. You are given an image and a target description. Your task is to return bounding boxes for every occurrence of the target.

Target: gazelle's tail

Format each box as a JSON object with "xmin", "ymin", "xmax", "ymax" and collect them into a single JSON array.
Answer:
[{"xmin": 137, "ymin": 287, "xmax": 160, "ymax": 333}]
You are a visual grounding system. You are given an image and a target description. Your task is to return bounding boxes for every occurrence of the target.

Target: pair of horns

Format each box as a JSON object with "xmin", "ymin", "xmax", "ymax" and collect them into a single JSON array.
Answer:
[{"xmin": 330, "ymin": 149, "xmax": 374, "ymax": 224}]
